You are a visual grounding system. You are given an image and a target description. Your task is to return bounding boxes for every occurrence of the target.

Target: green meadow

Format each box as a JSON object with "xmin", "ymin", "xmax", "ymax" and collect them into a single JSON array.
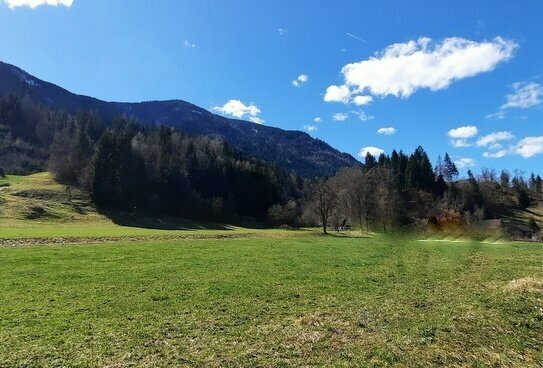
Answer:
[
  {"xmin": 1, "ymin": 174, "xmax": 543, "ymax": 367},
  {"xmin": 1, "ymin": 236, "xmax": 543, "ymax": 367}
]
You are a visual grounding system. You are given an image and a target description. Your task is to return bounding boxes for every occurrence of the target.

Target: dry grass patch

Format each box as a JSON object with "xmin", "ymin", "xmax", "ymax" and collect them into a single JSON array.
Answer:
[{"xmin": 505, "ymin": 277, "xmax": 543, "ymax": 293}]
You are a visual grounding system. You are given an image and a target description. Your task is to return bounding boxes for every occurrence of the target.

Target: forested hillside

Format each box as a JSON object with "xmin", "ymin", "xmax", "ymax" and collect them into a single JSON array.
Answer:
[{"xmin": 0, "ymin": 61, "xmax": 359, "ymax": 177}]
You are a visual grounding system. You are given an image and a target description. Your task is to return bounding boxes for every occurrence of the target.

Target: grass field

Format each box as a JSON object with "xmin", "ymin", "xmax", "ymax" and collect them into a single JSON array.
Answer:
[
  {"xmin": 1, "ymin": 235, "xmax": 543, "ymax": 367},
  {"xmin": 1, "ymin": 173, "xmax": 543, "ymax": 366}
]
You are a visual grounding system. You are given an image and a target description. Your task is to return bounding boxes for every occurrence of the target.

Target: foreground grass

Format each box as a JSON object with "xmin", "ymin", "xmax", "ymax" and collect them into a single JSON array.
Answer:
[{"xmin": 1, "ymin": 235, "xmax": 542, "ymax": 367}]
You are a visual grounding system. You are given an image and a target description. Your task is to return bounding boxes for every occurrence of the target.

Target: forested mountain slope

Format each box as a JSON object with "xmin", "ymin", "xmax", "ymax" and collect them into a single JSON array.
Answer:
[{"xmin": 0, "ymin": 61, "xmax": 359, "ymax": 177}]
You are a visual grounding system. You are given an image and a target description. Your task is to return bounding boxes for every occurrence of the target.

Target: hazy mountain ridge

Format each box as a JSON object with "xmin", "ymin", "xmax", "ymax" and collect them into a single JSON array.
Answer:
[{"xmin": 0, "ymin": 61, "xmax": 359, "ymax": 177}]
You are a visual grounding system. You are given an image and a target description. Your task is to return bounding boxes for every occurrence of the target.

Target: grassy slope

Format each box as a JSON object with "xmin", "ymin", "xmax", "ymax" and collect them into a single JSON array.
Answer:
[
  {"xmin": 1, "ymin": 236, "xmax": 542, "ymax": 367},
  {"xmin": 0, "ymin": 173, "xmax": 305, "ymax": 239}
]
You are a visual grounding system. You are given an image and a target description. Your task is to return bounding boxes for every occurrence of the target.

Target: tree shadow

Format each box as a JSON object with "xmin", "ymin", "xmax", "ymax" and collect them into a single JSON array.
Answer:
[{"xmin": 102, "ymin": 210, "xmax": 235, "ymax": 231}]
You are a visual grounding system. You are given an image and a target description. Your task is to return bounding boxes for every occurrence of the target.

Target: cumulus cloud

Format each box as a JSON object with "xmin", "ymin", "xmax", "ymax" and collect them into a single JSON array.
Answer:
[
  {"xmin": 304, "ymin": 125, "xmax": 317, "ymax": 133},
  {"xmin": 352, "ymin": 95, "xmax": 373, "ymax": 106},
  {"xmin": 213, "ymin": 99, "xmax": 264, "ymax": 124},
  {"xmin": 324, "ymin": 85, "xmax": 351, "ymax": 103},
  {"xmin": 476, "ymin": 131, "xmax": 514, "ymax": 147},
  {"xmin": 454, "ymin": 157, "xmax": 476, "ymax": 168},
  {"xmin": 377, "ymin": 127, "xmax": 396, "ymax": 135},
  {"xmin": 292, "ymin": 74, "xmax": 308, "ymax": 87},
  {"xmin": 448, "ymin": 126, "xmax": 478, "ymax": 139},
  {"xmin": 501, "ymin": 82, "xmax": 543, "ymax": 109},
  {"xmin": 2, "ymin": 0, "xmax": 72, "ymax": 8},
  {"xmin": 514, "ymin": 136, "xmax": 543, "ymax": 158},
  {"xmin": 358, "ymin": 146, "xmax": 385, "ymax": 158},
  {"xmin": 447, "ymin": 125, "xmax": 478, "ymax": 147},
  {"xmin": 325, "ymin": 36, "xmax": 516, "ymax": 103},
  {"xmin": 314, "ymin": 117, "xmax": 322, "ymax": 123},
  {"xmin": 332, "ymin": 112, "xmax": 349, "ymax": 122}
]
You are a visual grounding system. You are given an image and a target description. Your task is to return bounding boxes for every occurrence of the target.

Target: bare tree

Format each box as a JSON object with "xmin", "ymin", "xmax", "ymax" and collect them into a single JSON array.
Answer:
[{"xmin": 308, "ymin": 178, "xmax": 338, "ymax": 234}]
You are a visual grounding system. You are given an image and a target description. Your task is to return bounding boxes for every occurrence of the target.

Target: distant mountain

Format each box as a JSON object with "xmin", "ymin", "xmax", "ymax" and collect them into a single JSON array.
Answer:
[{"xmin": 0, "ymin": 61, "xmax": 359, "ymax": 177}]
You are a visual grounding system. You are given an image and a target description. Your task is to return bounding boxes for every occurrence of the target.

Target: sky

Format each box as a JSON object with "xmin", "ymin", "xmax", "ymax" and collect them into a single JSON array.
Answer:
[{"xmin": 0, "ymin": 0, "xmax": 542, "ymax": 174}]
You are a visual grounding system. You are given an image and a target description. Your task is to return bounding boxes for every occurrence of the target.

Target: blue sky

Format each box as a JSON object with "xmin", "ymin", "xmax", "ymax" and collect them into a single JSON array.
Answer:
[{"xmin": 0, "ymin": 0, "xmax": 542, "ymax": 174}]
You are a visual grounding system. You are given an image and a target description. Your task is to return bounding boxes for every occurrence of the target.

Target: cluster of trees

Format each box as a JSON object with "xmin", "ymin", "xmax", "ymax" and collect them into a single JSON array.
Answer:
[
  {"xmin": 304, "ymin": 148, "xmax": 543, "ymax": 234},
  {"xmin": 0, "ymin": 95, "xmax": 304, "ymax": 220},
  {"xmin": 85, "ymin": 122, "xmax": 302, "ymax": 220}
]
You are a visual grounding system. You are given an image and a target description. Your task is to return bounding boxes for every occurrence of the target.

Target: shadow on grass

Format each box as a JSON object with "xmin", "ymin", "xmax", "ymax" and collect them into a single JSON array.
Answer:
[{"xmin": 102, "ymin": 210, "xmax": 235, "ymax": 231}]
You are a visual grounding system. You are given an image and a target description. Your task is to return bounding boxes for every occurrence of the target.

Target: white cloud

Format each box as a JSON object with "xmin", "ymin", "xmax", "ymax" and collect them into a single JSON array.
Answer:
[
  {"xmin": 292, "ymin": 74, "xmax": 308, "ymax": 87},
  {"xmin": 183, "ymin": 40, "xmax": 196, "ymax": 48},
  {"xmin": 332, "ymin": 112, "xmax": 349, "ymax": 122},
  {"xmin": 326, "ymin": 36, "xmax": 516, "ymax": 100},
  {"xmin": 485, "ymin": 111, "xmax": 506, "ymax": 120},
  {"xmin": 377, "ymin": 127, "xmax": 396, "ymax": 135},
  {"xmin": 2, "ymin": 0, "xmax": 72, "ymax": 7},
  {"xmin": 324, "ymin": 85, "xmax": 351, "ymax": 103},
  {"xmin": 352, "ymin": 95, "xmax": 373, "ymax": 106},
  {"xmin": 448, "ymin": 125, "xmax": 478, "ymax": 139},
  {"xmin": 454, "ymin": 157, "xmax": 476, "ymax": 168},
  {"xmin": 483, "ymin": 150, "xmax": 507, "ymax": 158},
  {"xmin": 476, "ymin": 131, "xmax": 514, "ymax": 147},
  {"xmin": 358, "ymin": 146, "xmax": 385, "ymax": 158},
  {"xmin": 450, "ymin": 139, "xmax": 472, "ymax": 148},
  {"xmin": 501, "ymin": 82, "xmax": 543, "ymax": 109},
  {"xmin": 213, "ymin": 99, "xmax": 264, "ymax": 124},
  {"xmin": 304, "ymin": 125, "xmax": 317, "ymax": 132},
  {"xmin": 313, "ymin": 117, "xmax": 322, "ymax": 123},
  {"xmin": 351, "ymin": 110, "xmax": 374, "ymax": 121},
  {"xmin": 514, "ymin": 136, "xmax": 543, "ymax": 158},
  {"xmin": 448, "ymin": 125, "xmax": 478, "ymax": 147},
  {"xmin": 278, "ymin": 28, "xmax": 286, "ymax": 36}
]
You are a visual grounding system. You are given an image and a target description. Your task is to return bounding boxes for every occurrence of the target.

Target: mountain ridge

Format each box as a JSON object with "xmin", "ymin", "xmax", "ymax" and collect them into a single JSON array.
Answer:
[{"xmin": 0, "ymin": 61, "xmax": 360, "ymax": 177}]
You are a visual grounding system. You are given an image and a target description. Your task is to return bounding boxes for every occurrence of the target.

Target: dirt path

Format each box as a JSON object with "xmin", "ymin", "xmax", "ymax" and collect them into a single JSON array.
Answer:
[{"xmin": 0, "ymin": 232, "xmax": 314, "ymax": 247}]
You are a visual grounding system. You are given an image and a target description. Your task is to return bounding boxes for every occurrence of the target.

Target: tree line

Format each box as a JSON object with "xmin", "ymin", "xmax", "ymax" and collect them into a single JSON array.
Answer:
[
  {"xmin": 301, "ymin": 148, "xmax": 542, "ymax": 234},
  {"xmin": 0, "ymin": 94, "xmax": 541, "ymax": 229}
]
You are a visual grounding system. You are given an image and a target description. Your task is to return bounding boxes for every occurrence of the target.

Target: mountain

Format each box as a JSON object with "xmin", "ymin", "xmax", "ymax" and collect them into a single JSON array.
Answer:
[{"xmin": 0, "ymin": 61, "xmax": 359, "ymax": 177}]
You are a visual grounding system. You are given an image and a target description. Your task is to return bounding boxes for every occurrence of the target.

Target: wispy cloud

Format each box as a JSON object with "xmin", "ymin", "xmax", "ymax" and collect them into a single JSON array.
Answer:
[
  {"xmin": 501, "ymin": 81, "xmax": 543, "ymax": 109},
  {"xmin": 213, "ymin": 99, "xmax": 264, "ymax": 125},
  {"xmin": 346, "ymin": 32, "xmax": 369, "ymax": 44},
  {"xmin": 454, "ymin": 157, "xmax": 476, "ymax": 169},
  {"xmin": 332, "ymin": 112, "xmax": 349, "ymax": 122},
  {"xmin": 485, "ymin": 111, "xmax": 506, "ymax": 120},
  {"xmin": 351, "ymin": 110, "xmax": 374, "ymax": 121},
  {"xmin": 377, "ymin": 127, "xmax": 396, "ymax": 135},
  {"xmin": 476, "ymin": 131, "xmax": 514, "ymax": 147},
  {"xmin": 2, "ymin": 0, "xmax": 73, "ymax": 8},
  {"xmin": 314, "ymin": 117, "xmax": 322, "ymax": 123},
  {"xmin": 183, "ymin": 40, "xmax": 196, "ymax": 48},
  {"xmin": 304, "ymin": 125, "xmax": 317, "ymax": 133}
]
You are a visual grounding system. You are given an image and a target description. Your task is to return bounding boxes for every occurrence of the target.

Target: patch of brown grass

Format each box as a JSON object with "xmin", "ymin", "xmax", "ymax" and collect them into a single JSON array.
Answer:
[{"xmin": 504, "ymin": 277, "xmax": 543, "ymax": 293}]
